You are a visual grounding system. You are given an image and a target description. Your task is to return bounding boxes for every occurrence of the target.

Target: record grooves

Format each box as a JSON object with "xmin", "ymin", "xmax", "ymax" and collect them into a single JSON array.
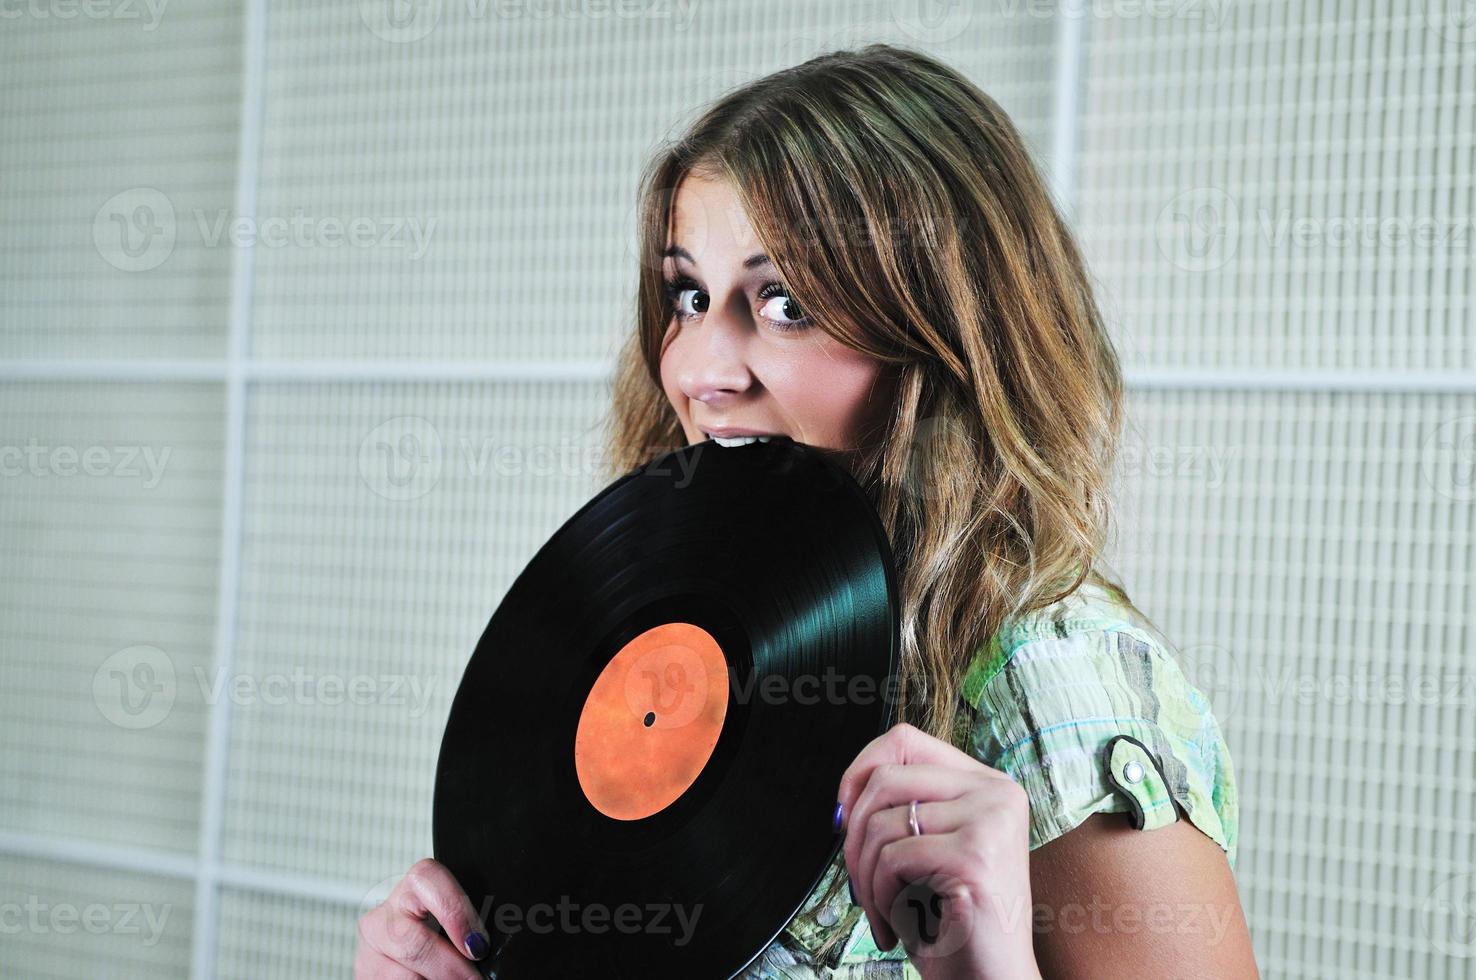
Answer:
[{"xmin": 433, "ymin": 437, "xmax": 900, "ymax": 978}]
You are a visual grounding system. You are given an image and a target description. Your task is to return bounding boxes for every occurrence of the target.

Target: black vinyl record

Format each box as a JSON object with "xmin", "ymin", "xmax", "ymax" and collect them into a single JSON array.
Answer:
[{"xmin": 433, "ymin": 437, "xmax": 900, "ymax": 979}]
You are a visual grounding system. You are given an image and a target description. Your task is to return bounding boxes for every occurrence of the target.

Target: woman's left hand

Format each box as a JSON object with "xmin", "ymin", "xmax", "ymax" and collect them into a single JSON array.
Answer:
[{"xmin": 836, "ymin": 722, "xmax": 1042, "ymax": 980}]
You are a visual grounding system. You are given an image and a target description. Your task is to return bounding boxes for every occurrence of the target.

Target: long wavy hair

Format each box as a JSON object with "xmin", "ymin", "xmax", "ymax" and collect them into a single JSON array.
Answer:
[{"xmin": 602, "ymin": 42, "xmax": 1149, "ymax": 960}]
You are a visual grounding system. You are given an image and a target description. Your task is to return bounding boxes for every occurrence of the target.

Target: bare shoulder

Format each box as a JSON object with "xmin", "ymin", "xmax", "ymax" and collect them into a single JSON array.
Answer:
[{"xmin": 1027, "ymin": 812, "xmax": 1260, "ymax": 979}]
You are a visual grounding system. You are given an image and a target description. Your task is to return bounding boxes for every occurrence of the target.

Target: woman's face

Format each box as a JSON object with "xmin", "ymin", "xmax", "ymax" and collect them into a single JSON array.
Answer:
[{"xmin": 658, "ymin": 172, "xmax": 894, "ymax": 463}]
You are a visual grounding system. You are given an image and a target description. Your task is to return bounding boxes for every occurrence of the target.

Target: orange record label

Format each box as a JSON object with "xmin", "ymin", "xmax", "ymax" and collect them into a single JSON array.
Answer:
[{"xmin": 574, "ymin": 622, "xmax": 730, "ymax": 820}]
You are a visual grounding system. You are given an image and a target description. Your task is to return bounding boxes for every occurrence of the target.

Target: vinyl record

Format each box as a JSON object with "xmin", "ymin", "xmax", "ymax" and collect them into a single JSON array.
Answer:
[{"xmin": 433, "ymin": 437, "xmax": 900, "ymax": 979}]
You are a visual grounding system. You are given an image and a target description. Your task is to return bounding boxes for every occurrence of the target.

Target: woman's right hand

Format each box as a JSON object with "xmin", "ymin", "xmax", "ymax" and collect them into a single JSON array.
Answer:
[{"xmin": 355, "ymin": 858, "xmax": 492, "ymax": 979}]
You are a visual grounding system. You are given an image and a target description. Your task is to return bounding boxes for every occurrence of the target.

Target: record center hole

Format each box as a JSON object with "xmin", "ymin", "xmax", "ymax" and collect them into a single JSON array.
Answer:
[{"xmin": 643, "ymin": 711, "xmax": 656, "ymax": 728}]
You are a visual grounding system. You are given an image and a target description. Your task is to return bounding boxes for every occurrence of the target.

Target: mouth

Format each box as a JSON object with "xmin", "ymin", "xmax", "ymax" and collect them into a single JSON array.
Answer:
[{"xmin": 700, "ymin": 426, "xmax": 782, "ymax": 447}]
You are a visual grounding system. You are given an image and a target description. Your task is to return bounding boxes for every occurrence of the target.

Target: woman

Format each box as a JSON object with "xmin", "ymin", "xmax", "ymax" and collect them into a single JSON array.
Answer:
[{"xmin": 356, "ymin": 43, "xmax": 1257, "ymax": 979}]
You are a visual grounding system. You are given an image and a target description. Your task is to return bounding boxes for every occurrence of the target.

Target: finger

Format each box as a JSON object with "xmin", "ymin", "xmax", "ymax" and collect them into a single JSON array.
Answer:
[
  {"xmin": 836, "ymin": 724, "xmax": 978, "ymax": 829},
  {"xmin": 852, "ymin": 801, "xmax": 914, "ymax": 949},
  {"xmin": 854, "ymin": 795, "xmax": 971, "ymax": 936},
  {"xmin": 353, "ymin": 944, "xmax": 425, "ymax": 980},
  {"xmin": 868, "ymin": 833, "xmax": 975, "ymax": 954},
  {"xmin": 851, "ymin": 762, "xmax": 972, "ymax": 846},
  {"xmin": 843, "ymin": 764, "xmax": 974, "ymax": 914},
  {"xmin": 394, "ymin": 859, "xmax": 491, "ymax": 962},
  {"xmin": 360, "ymin": 908, "xmax": 481, "ymax": 980}
]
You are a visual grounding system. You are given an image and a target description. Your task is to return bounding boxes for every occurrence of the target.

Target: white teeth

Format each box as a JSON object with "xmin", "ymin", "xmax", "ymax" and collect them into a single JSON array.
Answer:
[{"xmin": 709, "ymin": 435, "xmax": 774, "ymax": 447}]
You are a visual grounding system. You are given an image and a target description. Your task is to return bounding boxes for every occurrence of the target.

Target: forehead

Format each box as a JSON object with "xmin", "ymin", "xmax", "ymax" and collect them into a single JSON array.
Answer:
[{"xmin": 667, "ymin": 172, "xmax": 761, "ymax": 255}]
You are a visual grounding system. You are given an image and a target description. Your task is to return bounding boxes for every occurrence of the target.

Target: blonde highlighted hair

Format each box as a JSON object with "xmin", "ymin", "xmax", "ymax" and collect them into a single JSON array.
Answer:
[{"xmin": 603, "ymin": 42, "xmax": 1148, "ymax": 960}]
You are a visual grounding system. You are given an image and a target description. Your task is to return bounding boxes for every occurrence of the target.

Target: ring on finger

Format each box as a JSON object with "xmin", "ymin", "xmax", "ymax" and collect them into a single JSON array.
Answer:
[{"xmin": 908, "ymin": 798, "xmax": 924, "ymax": 836}]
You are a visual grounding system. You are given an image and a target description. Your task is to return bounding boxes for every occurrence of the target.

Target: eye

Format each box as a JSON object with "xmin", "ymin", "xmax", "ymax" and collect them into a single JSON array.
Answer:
[
  {"xmin": 660, "ymin": 275, "xmax": 813, "ymax": 332},
  {"xmin": 662, "ymin": 275, "xmax": 707, "ymax": 321},
  {"xmin": 756, "ymin": 282, "xmax": 812, "ymax": 332}
]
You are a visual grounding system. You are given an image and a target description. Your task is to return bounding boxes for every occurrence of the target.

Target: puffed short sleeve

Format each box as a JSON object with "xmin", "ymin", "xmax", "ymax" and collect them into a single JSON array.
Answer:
[{"xmin": 961, "ymin": 621, "xmax": 1239, "ymax": 870}]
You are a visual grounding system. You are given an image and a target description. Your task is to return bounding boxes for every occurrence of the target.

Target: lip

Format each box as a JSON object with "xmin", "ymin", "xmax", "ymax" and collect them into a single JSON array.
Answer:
[{"xmin": 700, "ymin": 425, "xmax": 783, "ymax": 439}]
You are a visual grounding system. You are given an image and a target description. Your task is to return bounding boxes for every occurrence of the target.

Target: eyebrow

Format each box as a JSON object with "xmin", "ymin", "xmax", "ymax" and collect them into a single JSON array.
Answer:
[{"xmin": 662, "ymin": 245, "xmax": 774, "ymax": 271}]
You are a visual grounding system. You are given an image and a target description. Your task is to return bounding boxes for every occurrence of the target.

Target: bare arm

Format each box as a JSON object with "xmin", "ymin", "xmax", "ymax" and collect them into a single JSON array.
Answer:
[{"xmin": 1027, "ymin": 812, "xmax": 1259, "ymax": 979}]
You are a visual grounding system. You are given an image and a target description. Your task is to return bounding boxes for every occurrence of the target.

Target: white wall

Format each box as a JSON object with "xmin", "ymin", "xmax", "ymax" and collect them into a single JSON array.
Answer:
[{"xmin": 1, "ymin": 1, "xmax": 1471, "ymax": 976}]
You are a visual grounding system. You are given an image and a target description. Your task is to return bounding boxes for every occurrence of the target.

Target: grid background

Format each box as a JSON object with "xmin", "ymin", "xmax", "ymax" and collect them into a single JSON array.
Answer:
[{"xmin": 1, "ymin": 1, "xmax": 1473, "ymax": 977}]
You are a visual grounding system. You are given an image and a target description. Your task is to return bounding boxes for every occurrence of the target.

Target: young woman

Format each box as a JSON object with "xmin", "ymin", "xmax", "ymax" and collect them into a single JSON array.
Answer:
[{"xmin": 356, "ymin": 44, "xmax": 1257, "ymax": 979}]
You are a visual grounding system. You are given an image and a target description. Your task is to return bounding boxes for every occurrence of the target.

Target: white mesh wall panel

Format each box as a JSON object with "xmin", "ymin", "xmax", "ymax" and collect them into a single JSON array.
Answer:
[
  {"xmin": 0, "ymin": 382, "xmax": 222, "ymax": 852},
  {"xmin": 246, "ymin": 0, "xmax": 1056, "ymax": 361},
  {"xmin": 0, "ymin": 1, "xmax": 243, "ymax": 359},
  {"xmin": 1079, "ymin": 9, "xmax": 1476, "ymax": 971},
  {"xmin": 214, "ymin": 888, "xmax": 356, "ymax": 979},
  {"xmin": 1077, "ymin": 1, "xmax": 1475, "ymax": 373},
  {"xmin": 5, "ymin": 2, "xmax": 1472, "ymax": 977},
  {"xmin": 1105, "ymin": 388, "xmax": 1476, "ymax": 979},
  {"xmin": 0, "ymin": 855, "xmax": 194, "ymax": 979},
  {"xmin": 219, "ymin": 380, "xmax": 609, "ymax": 884}
]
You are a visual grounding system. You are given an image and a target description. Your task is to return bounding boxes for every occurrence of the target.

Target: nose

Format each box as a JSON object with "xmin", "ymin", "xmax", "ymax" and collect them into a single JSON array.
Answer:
[{"xmin": 673, "ymin": 308, "xmax": 755, "ymax": 408}]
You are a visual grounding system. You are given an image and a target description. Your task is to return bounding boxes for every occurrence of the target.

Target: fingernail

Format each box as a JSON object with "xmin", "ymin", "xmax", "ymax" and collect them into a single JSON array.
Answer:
[
  {"xmin": 847, "ymin": 876, "xmax": 856, "ymax": 905},
  {"xmin": 465, "ymin": 932, "xmax": 489, "ymax": 960},
  {"xmin": 832, "ymin": 801, "xmax": 844, "ymax": 833}
]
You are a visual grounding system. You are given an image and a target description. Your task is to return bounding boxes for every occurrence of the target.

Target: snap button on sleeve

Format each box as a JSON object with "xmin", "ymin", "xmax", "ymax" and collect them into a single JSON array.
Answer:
[{"xmin": 1102, "ymin": 734, "xmax": 1181, "ymax": 832}]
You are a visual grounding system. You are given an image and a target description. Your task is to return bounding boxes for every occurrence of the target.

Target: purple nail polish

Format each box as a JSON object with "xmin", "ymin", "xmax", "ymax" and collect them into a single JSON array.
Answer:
[
  {"xmin": 832, "ymin": 801, "xmax": 844, "ymax": 833},
  {"xmin": 847, "ymin": 876, "xmax": 857, "ymax": 905},
  {"xmin": 465, "ymin": 931, "xmax": 489, "ymax": 959}
]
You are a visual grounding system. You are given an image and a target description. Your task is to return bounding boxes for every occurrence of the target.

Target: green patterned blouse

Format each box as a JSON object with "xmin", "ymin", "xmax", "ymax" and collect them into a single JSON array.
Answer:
[{"xmin": 737, "ymin": 578, "xmax": 1240, "ymax": 978}]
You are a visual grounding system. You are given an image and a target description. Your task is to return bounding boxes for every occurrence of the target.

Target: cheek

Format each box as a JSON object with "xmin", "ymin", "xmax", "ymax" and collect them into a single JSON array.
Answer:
[
  {"xmin": 657, "ymin": 328, "xmax": 689, "ymax": 417},
  {"xmin": 661, "ymin": 327, "xmax": 699, "ymax": 433},
  {"xmin": 766, "ymin": 343, "xmax": 888, "ymax": 447}
]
